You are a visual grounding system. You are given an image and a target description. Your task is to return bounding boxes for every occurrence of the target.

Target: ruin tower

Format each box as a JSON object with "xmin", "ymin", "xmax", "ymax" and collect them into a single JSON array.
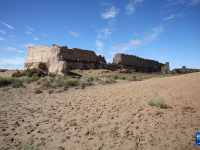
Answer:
[
  {"xmin": 161, "ymin": 62, "xmax": 170, "ymax": 74},
  {"xmin": 24, "ymin": 44, "xmax": 106, "ymax": 75}
]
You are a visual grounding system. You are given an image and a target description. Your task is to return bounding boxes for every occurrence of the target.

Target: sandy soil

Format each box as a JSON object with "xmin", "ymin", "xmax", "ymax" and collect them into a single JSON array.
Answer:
[{"xmin": 0, "ymin": 72, "xmax": 200, "ymax": 150}]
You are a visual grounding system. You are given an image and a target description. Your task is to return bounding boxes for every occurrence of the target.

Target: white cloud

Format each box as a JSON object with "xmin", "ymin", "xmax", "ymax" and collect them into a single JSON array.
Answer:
[
  {"xmin": 143, "ymin": 25, "xmax": 164, "ymax": 42},
  {"xmin": 125, "ymin": 0, "xmax": 143, "ymax": 15},
  {"xmin": 164, "ymin": 0, "xmax": 200, "ymax": 7},
  {"xmin": 110, "ymin": 43, "xmax": 131, "ymax": 52},
  {"xmin": 95, "ymin": 40, "xmax": 104, "ymax": 51},
  {"xmin": 101, "ymin": 6, "xmax": 119, "ymax": 19},
  {"xmin": 163, "ymin": 13, "xmax": 186, "ymax": 20},
  {"xmin": 34, "ymin": 37, "xmax": 39, "ymax": 41},
  {"xmin": 156, "ymin": 49, "xmax": 167, "ymax": 53},
  {"xmin": 134, "ymin": 32, "xmax": 138, "ymax": 36},
  {"xmin": 20, "ymin": 43, "xmax": 37, "ymax": 48},
  {"xmin": 0, "ymin": 21, "xmax": 14, "ymax": 29},
  {"xmin": 126, "ymin": 2, "xmax": 135, "ymax": 15},
  {"xmin": 25, "ymin": 26, "xmax": 34, "ymax": 31},
  {"xmin": 0, "ymin": 30, "xmax": 6, "ymax": 34},
  {"xmin": 41, "ymin": 33, "xmax": 49, "ymax": 36},
  {"xmin": 0, "ymin": 37, "xmax": 5, "ymax": 41},
  {"xmin": 0, "ymin": 56, "xmax": 25, "ymax": 68},
  {"xmin": 97, "ymin": 27, "xmax": 111, "ymax": 39},
  {"xmin": 69, "ymin": 31, "xmax": 80, "ymax": 37},
  {"xmin": 108, "ymin": 19, "xmax": 116, "ymax": 27},
  {"xmin": 189, "ymin": 0, "xmax": 200, "ymax": 5},
  {"xmin": 130, "ymin": 39, "xmax": 144, "ymax": 46},
  {"xmin": 2, "ymin": 47, "xmax": 16, "ymax": 51},
  {"xmin": 99, "ymin": 0, "xmax": 111, "ymax": 6},
  {"xmin": 9, "ymin": 35, "xmax": 17, "ymax": 38},
  {"xmin": 110, "ymin": 39, "xmax": 144, "ymax": 52},
  {"xmin": 25, "ymin": 31, "xmax": 32, "ymax": 35},
  {"xmin": 1, "ymin": 46, "xmax": 26, "ymax": 53}
]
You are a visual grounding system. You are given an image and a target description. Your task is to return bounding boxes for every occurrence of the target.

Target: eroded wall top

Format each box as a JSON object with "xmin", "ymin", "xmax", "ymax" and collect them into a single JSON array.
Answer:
[
  {"xmin": 113, "ymin": 53, "xmax": 164, "ymax": 68},
  {"xmin": 25, "ymin": 46, "xmax": 51, "ymax": 62}
]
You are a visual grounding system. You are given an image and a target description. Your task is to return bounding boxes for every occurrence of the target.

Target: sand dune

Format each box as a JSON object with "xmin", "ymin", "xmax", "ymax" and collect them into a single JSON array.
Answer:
[{"xmin": 0, "ymin": 73, "xmax": 200, "ymax": 150}]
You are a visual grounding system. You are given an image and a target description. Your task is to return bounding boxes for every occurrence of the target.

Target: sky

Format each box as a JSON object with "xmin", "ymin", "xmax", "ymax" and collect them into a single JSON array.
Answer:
[{"xmin": 0, "ymin": 0, "xmax": 200, "ymax": 70}]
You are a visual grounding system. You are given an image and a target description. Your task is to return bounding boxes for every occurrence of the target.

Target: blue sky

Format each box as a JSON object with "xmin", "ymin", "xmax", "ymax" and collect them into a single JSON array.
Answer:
[{"xmin": 0, "ymin": 0, "xmax": 200, "ymax": 70}]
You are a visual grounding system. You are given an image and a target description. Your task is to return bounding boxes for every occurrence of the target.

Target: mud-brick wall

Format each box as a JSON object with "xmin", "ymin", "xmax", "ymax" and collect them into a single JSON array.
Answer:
[
  {"xmin": 25, "ymin": 46, "xmax": 50, "ymax": 62},
  {"xmin": 113, "ymin": 54, "xmax": 164, "ymax": 68},
  {"xmin": 60, "ymin": 47, "xmax": 98, "ymax": 62}
]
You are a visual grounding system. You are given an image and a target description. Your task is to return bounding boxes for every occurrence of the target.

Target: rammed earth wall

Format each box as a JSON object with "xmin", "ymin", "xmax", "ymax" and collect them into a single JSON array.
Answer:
[{"xmin": 113, "ymin": 54, "xmax": 164, "ymax": 69}]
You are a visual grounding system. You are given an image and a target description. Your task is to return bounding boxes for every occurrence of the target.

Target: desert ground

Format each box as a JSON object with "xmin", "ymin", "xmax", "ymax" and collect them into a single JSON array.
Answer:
[{"xmin": 0, "ymin": 70, "xmax": 200, "ymax": 150}]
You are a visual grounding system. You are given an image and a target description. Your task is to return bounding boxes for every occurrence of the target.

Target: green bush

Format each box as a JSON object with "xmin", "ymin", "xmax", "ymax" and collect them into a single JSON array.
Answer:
[
  {"xmin": 0, "ymin": 77, "xmax": 15, "ymax": 87},
  {"xmin": 87, "ymin": 76, "xmax": 94, "ymax": 81},
  {"xmin": 11, "ymin": 80, "xmax": 23, "ymax": 88},
  {"xmin": 32, "ymin": 74, "xmax": 39, "ymax": 81},
  {"xmin": 12, "ymin": 71, "xmax": 21, "ymax": 77},
  {"xmin": 111, "ymin": 74, "xmax": 118, "ymax": 79},
  {"xmin": 49, "ymin": 73, "xmax": 57, "ymax": 77},
  {"xmin": 56, "ymin": 79, "xmax": 64, "ymax": 87},
  {"xmin": 67, "ymin": 78, "xmax": 79, "ymax": 86},
  {"xmin": 22, "ymin": 76, "xmax": 31, "ymax": 84},
  {"xmin": 146, "ymin": 97, "xmax": 165, "ymax": 108},
  {"xmin": 109, "ymin": 78, "xmax": 116, "ymax": 83},
  {"xmin": 49, "ymin": 77, "xmax": 56, "ymax": 83},
  {"xmin": 93, "ymin": 75, "xmax": 100, "ymax": 81},
  {"xmin": 65, "ymin": 76, "xmax": 73, "ymax": 80}
]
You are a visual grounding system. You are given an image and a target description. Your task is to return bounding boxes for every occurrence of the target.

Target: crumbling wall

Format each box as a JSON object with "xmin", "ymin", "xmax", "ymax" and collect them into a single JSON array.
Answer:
[
  {"xmin": 113, "ymin": 54, "xmax": 164, "ymax": 70},
  {"xmin": 171, "ymin": 66, "xmax": 200, "ymax": 74},
  {"xmin": 46, "ymin": 44, "xmax": 68, "ymax": 75},
  {"xmin": 161, "ymin": 62, "xmax": 170, "ymax": 74},
  {"xmin": 60, "ymin": 47, "xmax": 98, "ymax": 63},
  {"xmin": 97, "ymin": 55, "xmax": 106, "ymax": 63},
  {"xmin": 25, "ymin": 46, "xmax": 50, "ymax": 62}
]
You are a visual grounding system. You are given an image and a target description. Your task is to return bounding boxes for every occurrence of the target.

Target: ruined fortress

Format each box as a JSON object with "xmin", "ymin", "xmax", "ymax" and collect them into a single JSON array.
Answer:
[{"xmin": 24, "ymin": 44, "xmax": 170, "ymax": 75}]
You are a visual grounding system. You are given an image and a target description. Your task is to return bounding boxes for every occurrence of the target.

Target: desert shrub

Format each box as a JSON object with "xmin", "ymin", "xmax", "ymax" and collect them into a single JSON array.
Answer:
[
  {"xmin": 11, "ymin": 80, "xmax": 23, "ymax": 88},
  {"xmin": 36, "ymin": 80, "xmax": 40, "ymax": 85},
  {"xmin": 56, "ymin": 79, "xmax": 64, "ymax": 87},
  {"xmin": 146, "ymin": 97, "xmax": 165, "ymax": 108},
  {"xmin": 118, "ymin": 74, "xmax": 128, "ymax": 80},
  {"xmin": 103, "ymin": 78, "xmax": 110, "ymax": 84},
  {"xmin": 22, "ymin": 68, "xmax": 45, "ymax": 77},
  {"xmin": 80, "ymin": 80, "xmax": 93, "ymax": 87},
  {"xmin": 49, "ymin": 77, "xmax": 56, "ymax": 83},
  {"xmin": 93, "ymin": 75, "xmax": 100, "ymax": 81},
  {"xmin": 49, "ymin": 73, "xmax": 57, "ymax": 77},
  {"xmin": 109, "ymin": 78, "xmax": 116, "ymax": 83},
  {"xmin": 22, "ymin": 76, "xmax": 31, "ymax": 84},
  {"xmin": 48, "ymin": 89, "xmax": 54, "ymax": 94},
  {"xmin": 32, "ymin": 74, "xmax": 39, "ymax": 81},
  {"xmin": 87, "ymin": 76, "xmax": 94, "ymax": 81},
  {"xmin": 111, "ymin": 74, "xmax": 118, "ymax": 79},
  {"xmin": 12, "ymin": 71, "xmax": 21, "ymax": 77},
  {"xmin": 149, "ymin": 75, "xmax": 156, "ymax": 78},
  {"xmin": 65, "ymin": 76, "xmax": 73, "ymax": 80},
  {"xmin": 26, "ymin": 72, "xmax": 31, "ymax": 77},
  {"xmin": 34, "ymin": 88, "xmax": 42, "ymax": 94},
  {"xmin": 0, "ymin": 77, "xmax": 13, "ymax": 87},
  {"xmin": 40, "ymin": 81, "xmax": 49, "ymax": 89},
  {"xmin": 67, "ymin": 78, "xmax": 79, "ymax": 86}
]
